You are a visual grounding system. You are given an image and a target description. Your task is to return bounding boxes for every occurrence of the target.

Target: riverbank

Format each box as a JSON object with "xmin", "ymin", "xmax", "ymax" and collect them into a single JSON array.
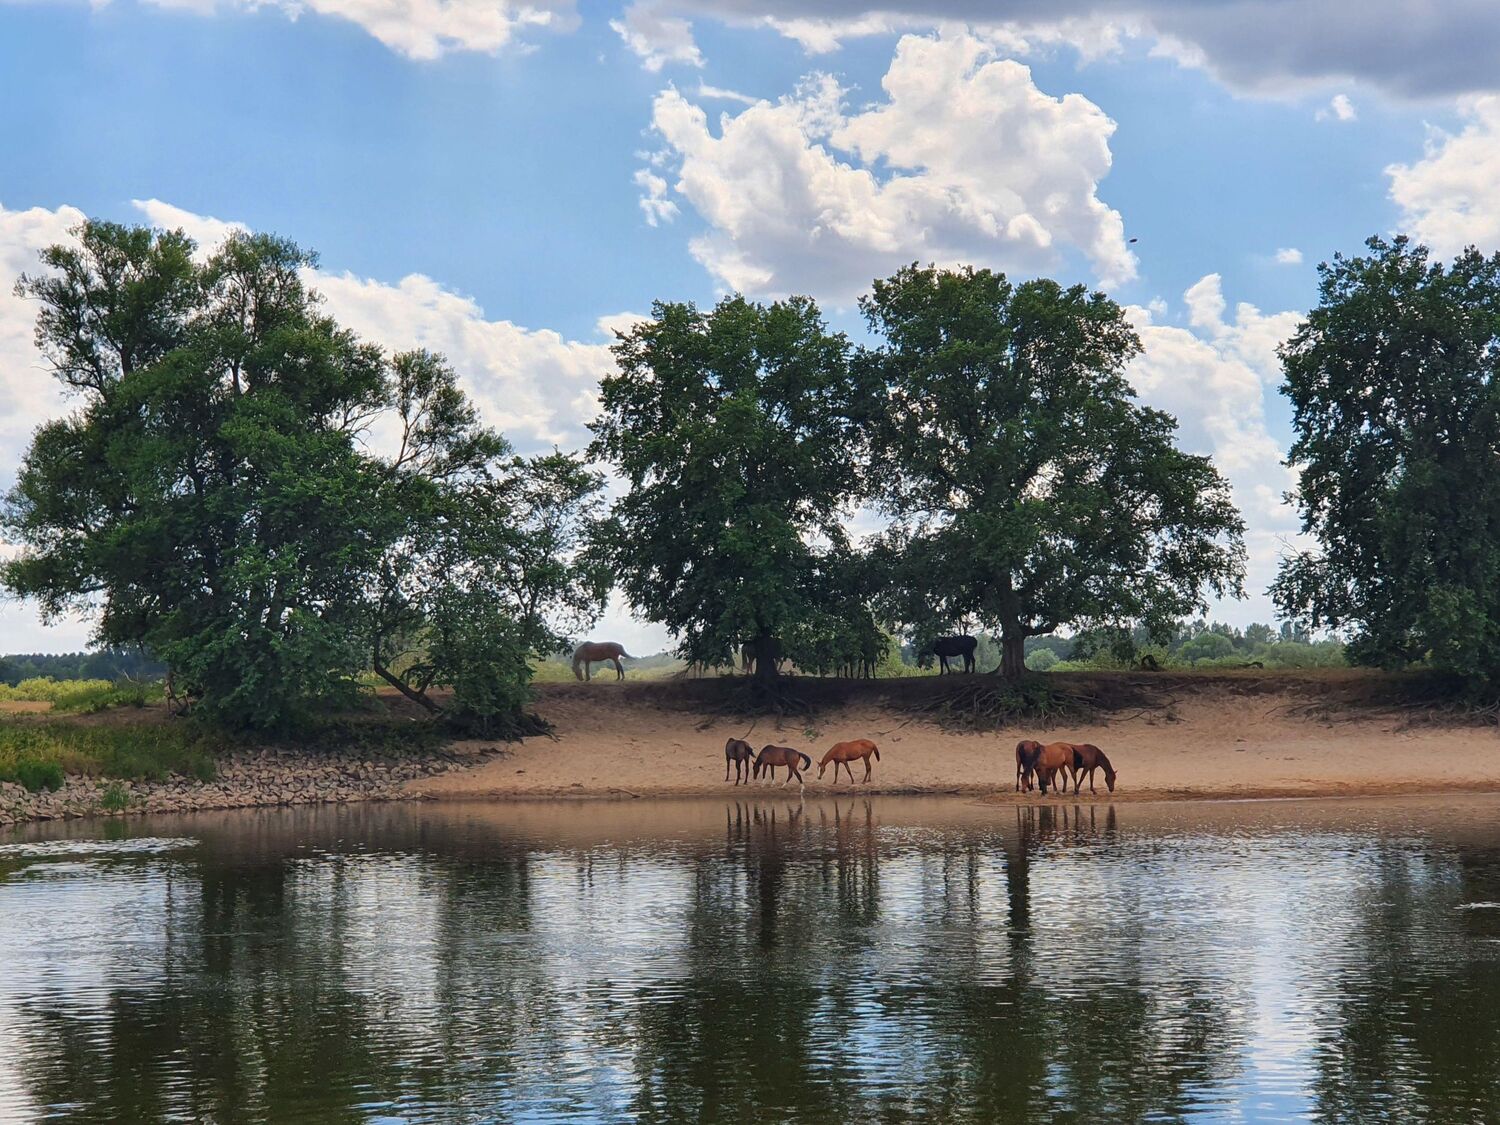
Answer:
[
  {"xmin": 411, "ymin": 673, "xmax": 1500, "ymax": 804},
  {"xmin": 2, "ymin": 671, "xmax": 1498, "ymax": 826},
  {"xmin": 0, "ymin": 736, "xmax": 503, "ymax": 826}
]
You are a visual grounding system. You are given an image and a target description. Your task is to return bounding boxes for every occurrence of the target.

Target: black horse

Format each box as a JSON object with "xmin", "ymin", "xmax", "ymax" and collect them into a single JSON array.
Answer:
[{"xmin": 920, "ymin": 635, "xmax": 978, "ymax": 674}]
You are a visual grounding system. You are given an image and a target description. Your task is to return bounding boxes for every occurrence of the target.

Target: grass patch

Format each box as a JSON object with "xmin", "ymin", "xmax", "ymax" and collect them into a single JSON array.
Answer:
[
  {"xmin": 0, "ymin": 677, "xmax": 164, "ymax": 714},
  {"xmin": 0, "ymin": 720, "xmax": 218, "ymax": 793}
]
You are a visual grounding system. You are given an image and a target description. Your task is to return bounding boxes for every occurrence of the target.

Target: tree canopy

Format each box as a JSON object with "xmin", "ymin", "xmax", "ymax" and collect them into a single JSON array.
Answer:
[
  {"xmin": 588, "ymin": 295, "xmax": 863, "ymax": 685},
  {"xmin": 4, "ymin": 220, "xmax": 602, "ymax": 730},
  {"xmin": 1273, "ymin": 236, "xmax": 1500, "ymax": 681},
  {"xmin": 860, "ymin": 265, "xmax": 1246, "ymax": 676}
]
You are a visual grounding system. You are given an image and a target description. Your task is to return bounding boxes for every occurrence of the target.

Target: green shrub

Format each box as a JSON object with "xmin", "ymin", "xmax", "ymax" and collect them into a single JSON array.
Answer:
[
  {"xmin": 10, "ymin": 759, "xmax": 64, "ymax": 793},
  {"xmin": 99, "ymin": 781, "xmax": 131, "ymax": 813},
  {"xmin": 0, "ymin": 677, "xmax": 165, "ymax": 713},
  {"xmin": 0, "ymin": 721, "xmax": 217, "ymax": 791}
]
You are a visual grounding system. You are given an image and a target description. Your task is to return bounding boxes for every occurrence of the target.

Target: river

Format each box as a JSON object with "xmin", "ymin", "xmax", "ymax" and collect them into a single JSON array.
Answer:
[{"xmin": 2, "ymin": 795, "xmax": 1499, "ymax": 1122}]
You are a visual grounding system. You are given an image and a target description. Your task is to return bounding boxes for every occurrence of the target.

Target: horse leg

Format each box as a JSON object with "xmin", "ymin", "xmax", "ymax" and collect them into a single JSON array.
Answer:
[
  {"xmin": 863, "ymin": 755, "xmax": 872, "ymax": 782},
  {"xmin": 614, "ymin": 657, "xmax": 624, "ymax": 680}
]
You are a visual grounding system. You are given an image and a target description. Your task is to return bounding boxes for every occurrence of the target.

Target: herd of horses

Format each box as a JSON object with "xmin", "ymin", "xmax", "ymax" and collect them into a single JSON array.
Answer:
[
  {"xmin": 720, "ymin": 734, "xmax": 1118, "ymax": 796},
  {"xmin": 724, "ymin": 738, "xmax": 882, "ymax": 786},
  {"xmin": 1014, "ymin": 740, "xmax": 1117, "ymax": 795}
]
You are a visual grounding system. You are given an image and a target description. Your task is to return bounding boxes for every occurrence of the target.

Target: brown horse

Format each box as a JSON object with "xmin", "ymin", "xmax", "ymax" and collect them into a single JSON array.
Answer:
[
  {"xmin": 1033, "ymin": 742, "xmax": 1076, "ymax": 794},
  {"xmin": 754, "ymin": 745, "xmax": 811, "ymax": 785},
  {"xmin": 572, "ymin": 641, "xmax": 635, "ymax": 681},
  {"xmin": 818, "ymin": 739, "xmax": 881, "ymax": 783},
  {"xmin": 1070, "ymin": 744, "xmax": 1117, "ymax": 794},
  {"xmin": 725, "ymin": 738, "xmax": 756, "ymax": 785},
  {"xmin": 1015, "ymin": 739, "xmax": 1044, "ymax": 791}
]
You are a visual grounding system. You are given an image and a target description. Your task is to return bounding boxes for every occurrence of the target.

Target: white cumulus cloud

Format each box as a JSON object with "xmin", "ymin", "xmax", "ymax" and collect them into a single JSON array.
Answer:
[
  {"xmin": 1315, "ymin": 94, "xmax": 1357, "ymax": 122},
  {"xmin": 1274, "ymin": 247, "xmax": 1303, "ymax": 265},
  {"xmin": 647, "ymin": 31, "xmax": 1135, "ymax": 303},
  {"xmin": 610, "ymin": 0, "xmax": 703, "ymax": 71},
  {"xmin": 56, "ymin": 0, "xmax": 574, "ymax": 60},
  {"xmin": 1388, "ymin": 97, "xmax": 1500, "ymax": 256},
  {"xmin": 1126, "ymin": 276, "xmax": 1305, "ymax": 618}
]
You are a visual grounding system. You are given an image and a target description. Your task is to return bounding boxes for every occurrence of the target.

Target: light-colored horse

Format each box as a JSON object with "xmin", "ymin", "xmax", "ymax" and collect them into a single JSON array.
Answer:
[{"xmin": 572, "ymin": 641, "xmax": 635, "ymax": 681}]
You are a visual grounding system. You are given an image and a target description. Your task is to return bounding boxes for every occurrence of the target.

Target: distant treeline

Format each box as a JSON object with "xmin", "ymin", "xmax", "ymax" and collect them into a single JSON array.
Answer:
[{"xmin": 0, "ymin": 649, "xmax": 166, "ymax": 686}]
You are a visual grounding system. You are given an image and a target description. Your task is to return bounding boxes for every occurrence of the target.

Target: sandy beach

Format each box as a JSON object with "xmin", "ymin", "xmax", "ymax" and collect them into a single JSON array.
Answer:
[{"xmin": 411, "ymin": 676, "xmax": 1500, "ymax": 804}]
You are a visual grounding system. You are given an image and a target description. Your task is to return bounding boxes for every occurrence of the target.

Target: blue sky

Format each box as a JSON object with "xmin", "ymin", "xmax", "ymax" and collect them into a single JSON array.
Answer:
[{"xmin": 1, "ymin": 0, "xmax": 1495, "ymax": 652}]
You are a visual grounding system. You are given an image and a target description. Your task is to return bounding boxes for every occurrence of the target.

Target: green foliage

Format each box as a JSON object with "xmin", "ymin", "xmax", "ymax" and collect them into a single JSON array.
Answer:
[
  {"xmin": 11, "ymin": 759, "xmax": 64, "ymax": 793},
  {"xmin": 590, "ymin": 295, "xmax": 863, "ymax": 683},
  {"xmin": 1274, "ymin": 236, "xmax": 1500, "ymax": 683},
  {"xmin": 0, "ymin": 649, "xmax": 164, "ymax": 686},
  {"xmin": 859, "ymin": 265, "xmax": 1246, "ymax": 677},
  {"xmin": 0, "ymin": 720, "xmax": 217, "ymax": 791},
  {"xmin": 1025, "ymin": 648, "xmax": 1059, "ymax": 672},
  {"xmin": 4, "ymin": 218, "xmax": 601, "ymax": 734},
  {"xmin": 0, "ymin": 677, "xmax": 161, "ymax": 713},
  {"xmin": 99, "ymin": 781, "xmax": 131, "ymax": 813}
]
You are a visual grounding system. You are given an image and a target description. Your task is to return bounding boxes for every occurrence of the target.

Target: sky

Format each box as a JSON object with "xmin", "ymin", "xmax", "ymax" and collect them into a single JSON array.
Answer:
[{"xmin": 1, "ymin": 0, "xmax": 1498, "ymax": 654}]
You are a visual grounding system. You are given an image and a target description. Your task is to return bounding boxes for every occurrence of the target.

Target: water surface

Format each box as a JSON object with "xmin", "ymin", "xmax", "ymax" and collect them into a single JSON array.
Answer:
[{"xmin": 3, "ymin": 796, "xmax": 1500, "ymax": 1123}]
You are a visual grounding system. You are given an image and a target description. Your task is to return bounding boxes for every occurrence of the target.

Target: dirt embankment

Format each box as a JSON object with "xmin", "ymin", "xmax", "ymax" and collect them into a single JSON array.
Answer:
[{"xmin": 411, "ymin": 672, "xmax": 1500, "ymax": 804}]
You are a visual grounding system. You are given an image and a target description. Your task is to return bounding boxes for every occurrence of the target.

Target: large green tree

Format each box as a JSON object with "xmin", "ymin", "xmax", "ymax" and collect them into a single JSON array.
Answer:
[
  {"xmin": 860, "ymin": 264, "xmax": 1246, "ymax": 677},
  {"xmin": 4, "ymin": 219, "xmax": 601, "ymax": 730},
  {"xmin": 588, "ymin": 295, "xmax": 861, "ymax": 687},
  {"xmin": 1273, "ymin": 236, "xmax": 1500, "ymax": 679}
]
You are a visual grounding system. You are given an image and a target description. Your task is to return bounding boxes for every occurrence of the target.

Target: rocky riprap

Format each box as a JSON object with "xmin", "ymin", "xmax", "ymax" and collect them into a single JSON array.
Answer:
[{"xmin": 0, "ymin": 743, "xmax": 506, "ymax": 825}]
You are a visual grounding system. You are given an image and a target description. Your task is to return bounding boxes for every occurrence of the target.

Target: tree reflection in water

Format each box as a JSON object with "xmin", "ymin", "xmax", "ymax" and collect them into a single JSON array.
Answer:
[{"xmin": 3, "ymin": 797, "xmax": 1500, "ymax": 1122}]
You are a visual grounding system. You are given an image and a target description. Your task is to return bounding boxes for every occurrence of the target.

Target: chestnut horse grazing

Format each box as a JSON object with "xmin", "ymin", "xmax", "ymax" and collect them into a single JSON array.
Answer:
[
  {"xmin": 754, "ymin": 745, "xmax": 812, "ymax": 785},
  {"xmin": 1015, "ymin": 740, "xmax": 1044, "ymax": 791},
  {"xmin": 725, "ymin": 738, "xmax": 756, "ymax": 784},
  {"xmin": 571, "ymin": 641, "xmax": 635, "ymax": 681},
  {"xmin": 1070, "ymin": 744, "xmax": 1117, "ymax": 794},
  {"xmin": 818, "ymin": 739, "xmax": 881, "ymax": 783},
  {"xmin": 1033, "ymin": 742, "xmax": 1076, "ymax": 794}
]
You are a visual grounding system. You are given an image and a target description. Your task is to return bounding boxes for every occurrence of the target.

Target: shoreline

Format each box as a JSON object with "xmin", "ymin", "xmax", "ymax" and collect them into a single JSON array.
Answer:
[{"xmin": 4, "ymin": 673, "xmax": 1500, "ymax": 827}]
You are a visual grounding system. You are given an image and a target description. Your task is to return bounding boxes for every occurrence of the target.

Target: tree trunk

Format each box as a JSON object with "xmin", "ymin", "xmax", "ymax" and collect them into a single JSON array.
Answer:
[
  {"xmin": 373, "ymin": 651, "xmax": 441, "ymax": 713},
  {"xmin": 753, "ymin": 632, "xmax": 780, "ymax": 690},
  {"xmin": 999, "ymin": 633, "xmax": 1026, "ymax": 679}
]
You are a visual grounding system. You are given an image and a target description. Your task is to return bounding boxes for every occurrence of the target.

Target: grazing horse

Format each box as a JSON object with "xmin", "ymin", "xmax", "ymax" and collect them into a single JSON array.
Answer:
[
  {"xmin": 1015, "ymin": 739, "xmax": 1044, "ymax": 792},
  {"xmin": 818, "ymin": 739, "xmax": 881, "ymax": 783},
  {"xmin": 1033, "ymin": 742, "xmax": 1076, "ymax": 794},
  {"xmin": 724, "ymin": 737, "xmax": 756, "ymax": 785},
  {"xmin": 1070, "ymin": 744, "xmax": 1117, "ymax": 794},
  {"xmin": 920, "ymin": 635, "xmax": 977, "ymax": 675},
  {"xmin": 754, "ymin": 745, "xmax": 811, "ymax": 785},
  {"xmin": 572, "ymin": 641, "xmax": 635, "ymax": 681}
]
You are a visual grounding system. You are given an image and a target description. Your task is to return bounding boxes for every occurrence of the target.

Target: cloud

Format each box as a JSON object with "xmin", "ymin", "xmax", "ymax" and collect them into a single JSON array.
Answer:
[
  {"xmin": 131, "ymin": 198, "xmax": 248, "ymax": 256},
  {"xmin": 693, "ymin": 82, "xmax": 758, "ymax": 105},
  {"xmin": 1388, "ymin": 97, "xmax": 1500, "ymax": 256},
  {"xmin": 0, "ymin": 202, "xmax": 100, "ymax": 649},
  {"xmin": 1125, "ymin": 276, "xmax": 1305, "ymax": 616},
  {"xmin": 647, "ymin": 32, "xmax": 1135, "ymax": 303},
  {"xmin": 1274, "ymin": 247, "xmax": 1303, "ymax": 265},
  {"xmin": 610, "ymin": 0, "xmax": 703, "ymax": 71},
  {"xmin": 661, "ymin": 1, "xmax": 1500, "ymax": 100},
  {"xmin": 58, "ymin": 0, "xmax": 575, "ymax": 60},
  {"xmin": 633, "ymin": 167, "xmax": 679, "ymax": 226},
  {"xmin": 1315, "ymin": 94, "xmax": 1357, "ymax": 122}
]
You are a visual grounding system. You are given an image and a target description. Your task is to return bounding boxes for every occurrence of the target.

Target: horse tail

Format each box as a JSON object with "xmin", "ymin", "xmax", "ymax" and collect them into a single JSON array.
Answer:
[
  {"xmin": 872, "ymin": 746, "xmax": 881, "ymax": 761},
  {"xmin": 570, "ymin": 650, "xmax": 584, "ymax": 680},
  {"xmin": 799, "ymin": 752, "xmax": 812, "ymax": 768}
]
